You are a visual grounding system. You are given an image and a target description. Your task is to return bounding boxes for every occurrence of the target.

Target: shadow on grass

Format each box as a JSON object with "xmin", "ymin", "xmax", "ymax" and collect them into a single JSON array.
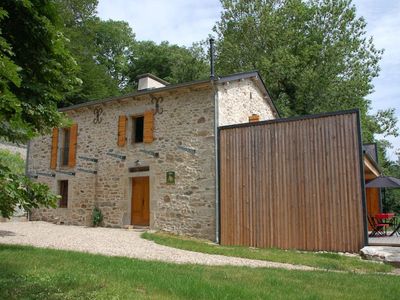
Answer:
[
  {"xmin": 1, "ymin": 244, "xmax": 400, "ymax": 300},
  {"xmin": 0, "ymin": 245, "xmax": 102, "ymax": 299}
]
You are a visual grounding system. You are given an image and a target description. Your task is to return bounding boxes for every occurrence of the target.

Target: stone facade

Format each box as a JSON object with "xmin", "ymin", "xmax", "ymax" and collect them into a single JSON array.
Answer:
[
  {"xmin": 28, "ymin": 74, "xmax": 276, "ymax": 240},
  {"xmin": 0, "ymin": 142, "xmax": 27, "ymax": 159},
  {"xmin": 218, "ymin": 78, "xmax": 276, "ymax": 126}
]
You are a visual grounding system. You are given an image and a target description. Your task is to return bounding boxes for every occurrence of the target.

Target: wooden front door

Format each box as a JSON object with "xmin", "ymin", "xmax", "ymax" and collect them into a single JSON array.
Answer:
[{"xmin": 131, "ymin": 177, "xmax": 150, "ymax": 226}]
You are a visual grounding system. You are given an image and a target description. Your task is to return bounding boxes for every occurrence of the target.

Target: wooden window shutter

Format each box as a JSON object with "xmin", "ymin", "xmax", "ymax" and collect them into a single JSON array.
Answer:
[
  {"xmin": 117, "ymin": 115, "xmax": 127, "ymax": 146},
  {"xmin": 249, "ymin": 114, "xmax": 260, "ymax": 122},
  {"xmin": 50, "ymin": 128, "xmax": 59, "ymax": 170},
  {"xmin": 143, "ymin": 110, "xmax": 154, "ymax": 143},
  {"xmin": 68, "ymin": 124, "xmax": 78, "ymax": 168}
]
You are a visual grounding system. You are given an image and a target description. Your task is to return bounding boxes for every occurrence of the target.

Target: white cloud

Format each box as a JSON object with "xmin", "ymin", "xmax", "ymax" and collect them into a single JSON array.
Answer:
[
  {"xmin": 97, "ymin": 0, "xmax": 221, "ymax": 46},
  {"xmin": 353, "ymin": 0, "xmax": 400, "ymax": 159}
]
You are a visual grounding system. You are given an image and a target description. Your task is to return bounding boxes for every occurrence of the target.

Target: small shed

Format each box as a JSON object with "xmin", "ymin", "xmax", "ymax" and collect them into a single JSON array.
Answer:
[{"xmin": 218, "ymin": 109, "xmax": 369, "ymax": 252}]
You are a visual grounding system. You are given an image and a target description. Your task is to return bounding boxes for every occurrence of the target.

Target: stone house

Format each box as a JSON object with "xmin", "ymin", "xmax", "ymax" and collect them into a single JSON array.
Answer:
[{"xmin": 27, "ymin": 71, "xmax": 278, "ymax": 240}]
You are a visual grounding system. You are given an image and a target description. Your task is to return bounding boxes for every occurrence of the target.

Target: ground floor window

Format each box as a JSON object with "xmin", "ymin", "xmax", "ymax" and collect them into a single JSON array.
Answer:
[{"xmin": 58, "ymin": 180, "xmax": 68, "ymax": 208}]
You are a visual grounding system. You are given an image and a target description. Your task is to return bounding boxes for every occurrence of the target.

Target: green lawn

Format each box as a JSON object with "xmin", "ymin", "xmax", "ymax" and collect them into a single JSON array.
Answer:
[
  {"xmin": 141, "ymin": 231, "xmax": 394, "ymax": 273},
  {"xmin": 0, "ymin": 244, "xmax": 399, "ymax": 299}
]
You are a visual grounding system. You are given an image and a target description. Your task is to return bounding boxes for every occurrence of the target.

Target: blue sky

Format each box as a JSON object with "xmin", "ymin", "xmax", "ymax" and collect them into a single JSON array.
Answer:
[{"xmin": 98, "ymin": 0, "xmax": 399, "ymax": 160}]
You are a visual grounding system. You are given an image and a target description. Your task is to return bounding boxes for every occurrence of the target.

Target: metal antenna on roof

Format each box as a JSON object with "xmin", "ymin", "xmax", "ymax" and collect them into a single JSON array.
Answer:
[{"xmin": 209, "ymin": 38, "xmax": 215, "ymax": 80}]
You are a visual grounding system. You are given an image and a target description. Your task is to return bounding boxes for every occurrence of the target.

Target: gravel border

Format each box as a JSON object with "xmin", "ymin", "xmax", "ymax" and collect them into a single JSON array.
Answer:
[{"xmin": 0, "ymin": 221, "xmax": 315, "ymax": 271}]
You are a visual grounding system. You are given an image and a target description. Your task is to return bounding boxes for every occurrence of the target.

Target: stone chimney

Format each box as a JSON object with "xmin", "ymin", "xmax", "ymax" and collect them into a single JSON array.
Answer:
[{"xmin": 137, "ymin": 73, "xmax": 169, "ymax": 91}]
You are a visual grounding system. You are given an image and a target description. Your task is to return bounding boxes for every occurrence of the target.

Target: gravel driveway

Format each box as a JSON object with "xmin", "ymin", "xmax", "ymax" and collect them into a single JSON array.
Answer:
[{"xmin": 0, "ymin": 221, "xmax": 314, "ymax": 271}]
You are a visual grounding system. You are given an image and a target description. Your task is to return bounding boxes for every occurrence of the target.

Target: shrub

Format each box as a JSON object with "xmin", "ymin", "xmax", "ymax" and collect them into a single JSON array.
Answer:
[{"xmin": 92, "ymin": 207, "xmax": 103, "ymax": 227}]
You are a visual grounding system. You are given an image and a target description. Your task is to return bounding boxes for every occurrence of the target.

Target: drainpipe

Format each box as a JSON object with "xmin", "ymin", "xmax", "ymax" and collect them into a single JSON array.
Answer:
[
  {"xmin": 209, "ymin": 38, "xmax": 220, "ymax": 244},
  {"xmin": 24, "ymin": 141, "xmax": 30, "ymax": 176},
  {"xmin": 25, "ymin": 140, "xmax": 31, "ymax": 221},
  {"xmin": 213, "ymin": 84, "xmax": 220, "ymax": 244},
  {"xmin": 209, "ymin": 38, "xmax": 215, "ymax": 80}
]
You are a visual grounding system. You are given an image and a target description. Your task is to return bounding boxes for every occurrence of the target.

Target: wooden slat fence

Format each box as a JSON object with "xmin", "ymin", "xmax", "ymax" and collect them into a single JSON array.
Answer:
[{"xmin": 219, "ymin": 110, "xmax": 367, "ymax": 252}]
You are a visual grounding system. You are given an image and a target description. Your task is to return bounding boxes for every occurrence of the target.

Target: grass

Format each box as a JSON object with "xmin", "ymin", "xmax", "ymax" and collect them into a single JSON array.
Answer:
[
  {"xmin": 0, "ymin": 244, "xmax": 399, "ymax": 300},
  {"xmin": 141, "ymin": 231, "xmax": 394, "ymax": 273}
]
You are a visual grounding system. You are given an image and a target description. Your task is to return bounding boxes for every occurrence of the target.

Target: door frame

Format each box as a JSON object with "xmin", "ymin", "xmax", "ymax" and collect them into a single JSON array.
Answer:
[{"xmin": 130, "ymin": 176, "xmax": 150, "ymax": 226}]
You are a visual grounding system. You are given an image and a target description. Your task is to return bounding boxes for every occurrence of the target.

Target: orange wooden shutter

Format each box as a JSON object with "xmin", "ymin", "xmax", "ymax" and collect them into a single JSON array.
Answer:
[
  {"xmin": 249, "ymin": 114, "xmax": 260, "ymax": 122},
  {"xmin": 50, "ymin": 128, "xmax": 59, "ymax": 169},
  {"xmin": 68, "ymin": 123, "xmax": 78, "ymax": 168},
  {"xmin": 117, "ymin": 115, "xmax": 127, "ymax": 146},
  {"xmin": 143, "ymin": 110, "xmax": 154, "ymax": 143}
]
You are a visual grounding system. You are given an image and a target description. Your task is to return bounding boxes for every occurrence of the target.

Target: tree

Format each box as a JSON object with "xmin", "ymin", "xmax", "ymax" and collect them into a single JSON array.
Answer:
[
  {"xmin": 92, "ymin": 20, "xmax": 136, "ymax": 92},
  {"xmin": 0, "ymin": 149, "xmax": 56, "ymax": 219},
  {"xmin": 0, "ymin": 0, "xmax": 76, "ymax": 217},
  {"xmin": 55, "ymin": 0, "xmax": 136, "ymax": 105},
  {"xmin": 377, "ymin": 148, "xmax": 400, "ymax": 214},
  {"xmin": 55, "ymin": 0, "xmax": 98, "ymax": 27},
  {"xmin": 0, "ymin": 149, "xmax": 25, "ymax": 175},
  {"xmin": 214, "ymin": 0, "xmax": 397, "ymax": 140},
  {"xmin": 0, "ymin": 0, "xmax": 79, "ymax": 143},
  {"xmin": 54, "ymin": 0, "xmax": 209, "ymax": 104},
  {"xmin": 127, "ymin": 41, "xmax": 209, "ymax": 87}
]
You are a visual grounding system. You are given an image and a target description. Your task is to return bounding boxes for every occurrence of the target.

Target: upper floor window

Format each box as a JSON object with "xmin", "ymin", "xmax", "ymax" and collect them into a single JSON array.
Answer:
[
  {"xmin": 117, "ymin": 111, "xmax": 153, "ymax": 147},
  {"xmin": 61, "ymin": 128, "xmax": 70, "ymax": 166},
  {"xmin": 132, "ymin": 115, "xmax": 144, "ymax": 143}
]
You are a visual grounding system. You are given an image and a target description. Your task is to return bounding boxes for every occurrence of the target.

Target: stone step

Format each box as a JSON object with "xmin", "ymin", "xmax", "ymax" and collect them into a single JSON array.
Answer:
[
  {"xmin": 123, "ymin": 225, "xmax": 149, "ymax": 232},
  {"xmin": 361, "ymin": 246, "xmax": 400, "ymax": 267}
]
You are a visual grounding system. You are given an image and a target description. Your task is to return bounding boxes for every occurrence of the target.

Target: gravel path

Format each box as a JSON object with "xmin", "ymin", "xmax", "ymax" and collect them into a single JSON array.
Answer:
[{"xmin": 0, "ymin": 221, "xmax": 314, "ymax": 271}]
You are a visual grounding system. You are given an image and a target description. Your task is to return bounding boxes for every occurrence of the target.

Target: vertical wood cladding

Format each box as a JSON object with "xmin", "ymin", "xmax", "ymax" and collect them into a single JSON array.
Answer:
[{"xmin": 219, "ymin": 111, "xmax": 366, "ymax": 252}]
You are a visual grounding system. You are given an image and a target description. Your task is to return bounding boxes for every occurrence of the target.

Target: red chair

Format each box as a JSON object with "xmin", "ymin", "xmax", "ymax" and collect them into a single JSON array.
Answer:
[
  {"xmin": 390, "ymin": 216, "xmax": 400, "ymax": 237},
  {"xmin": 368, "ymin": 215, "xmax": 389, "ymax": 237}
]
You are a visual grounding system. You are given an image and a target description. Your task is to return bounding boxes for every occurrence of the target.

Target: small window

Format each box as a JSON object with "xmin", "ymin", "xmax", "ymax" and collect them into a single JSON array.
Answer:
[
  {"xmin": 58, "ymin": 180, "xmax": 68, "ymax": 208},
  {"xmin": 61, "ymin": 128, "xmax": 70, "ymax": 166},
  {"xmin": 132, "ymin": 116, "xmax": 144, "ymax": 143}
]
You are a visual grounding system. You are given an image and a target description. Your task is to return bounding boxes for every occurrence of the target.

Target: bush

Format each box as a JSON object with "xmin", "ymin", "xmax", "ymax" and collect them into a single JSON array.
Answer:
[
  {"xmin": 0, "ymin": 149, "xmax": 25, "ymax": 174},
  {"xmin": 0, "ymin": 163, "xmax": 58, "ymax": 218},
  {"xmin": 92, "ymin": 207, "xmax": 103, "ymax": 227}
]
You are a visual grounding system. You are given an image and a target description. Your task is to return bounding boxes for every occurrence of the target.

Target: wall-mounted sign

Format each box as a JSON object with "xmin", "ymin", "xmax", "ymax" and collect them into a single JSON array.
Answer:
[
  {"xmin": 166, "ymin": 171, "xmax": 175, "ymax": 185},
  {"xmin": 129, "ymin": 166, "xmax": 150, "ymax": 173}
]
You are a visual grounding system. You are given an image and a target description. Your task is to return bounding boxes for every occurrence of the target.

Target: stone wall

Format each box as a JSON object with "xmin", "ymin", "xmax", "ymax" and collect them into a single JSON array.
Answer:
[
  {"xmin": 29, "ymin": 86, "xmax": 217, "ymax": 239},
  {"xmin": 218, "ymin": 78, "xmax": 276, "ymax": 126},
  {"xmin": 0, "ymin": 142, "xmax": 27, "ymax": 159}
]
